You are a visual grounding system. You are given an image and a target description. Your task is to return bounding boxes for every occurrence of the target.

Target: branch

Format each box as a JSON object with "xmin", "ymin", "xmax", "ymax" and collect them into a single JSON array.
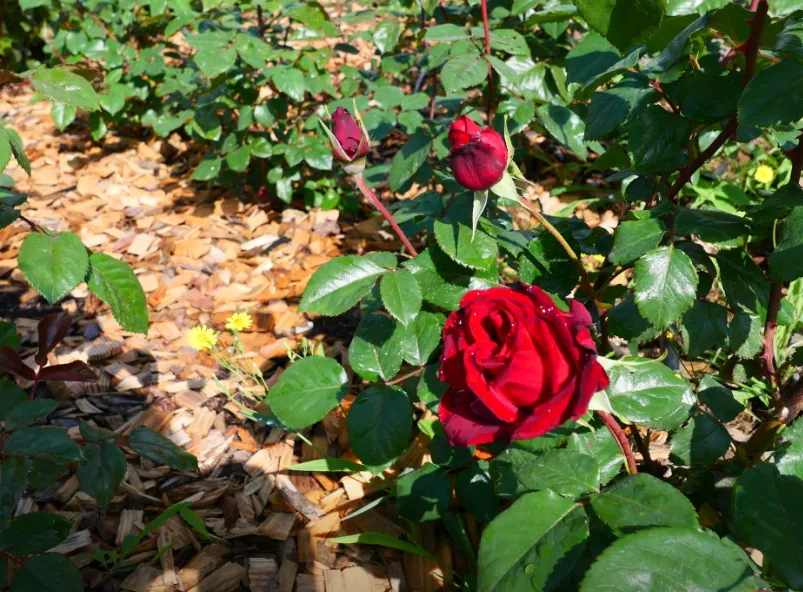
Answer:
[
  {"xmin": 18, "ymin": 214, "xmax": 46, "ymax": 234},
  {"xmin": 665, "ymin": 0, "xmax": 768, "ymax": 203},
  {"xmin": 762, "ymin": 281, "xmax": 783, "ymax": 393},
  {"xmin": 517, "ymin": 198, "xmax": 596, "ymax": 301},
  {"xmin": 597, "ymin": 410, "xmax": 638, "ymax": 475},
  {"xmin": 480, "ymin": 0, "xmax": 495, "ymax": 122},
  {"xmin": 352, "ymin": 173, "xmax": 419, "ymax": 257}
]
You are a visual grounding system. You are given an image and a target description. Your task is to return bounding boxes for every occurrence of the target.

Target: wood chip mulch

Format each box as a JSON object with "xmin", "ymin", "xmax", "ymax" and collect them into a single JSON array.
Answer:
[{"xmin": 0, "ymin": 89, "xmax": 455, "ymax": 592}]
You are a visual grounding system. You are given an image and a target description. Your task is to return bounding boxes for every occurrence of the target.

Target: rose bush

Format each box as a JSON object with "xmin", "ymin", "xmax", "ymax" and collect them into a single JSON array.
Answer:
[{"xmin": 438, "ymin": 284, "xmax": 609, "ymax": 446}]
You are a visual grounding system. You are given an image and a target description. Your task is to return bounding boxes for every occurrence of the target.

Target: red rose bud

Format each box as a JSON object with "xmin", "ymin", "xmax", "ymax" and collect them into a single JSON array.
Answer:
[
  {"xmin": 446, "ymin": 115, "xmax": 508, "ymax": 191},
  {"xmin": 437, "ymin": 284, "xmax": 609, "ymax": 447},
  {"xmin": 330, "ymin": 106, "xmax": 370, "ymax": 162}
]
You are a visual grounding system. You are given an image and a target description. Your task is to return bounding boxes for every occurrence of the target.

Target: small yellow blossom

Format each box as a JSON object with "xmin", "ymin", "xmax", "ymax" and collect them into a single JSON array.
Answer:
[
  {"xmin": 225, "ymin": 312, "xmax": 254, "ymax": 332},
  {"xmin": 188, "ymin": 325, "xmax": 218, "ymax": 351},
  {"xmin": 754, "ymin": 165, "xmax": 775, "ymax": 184}
]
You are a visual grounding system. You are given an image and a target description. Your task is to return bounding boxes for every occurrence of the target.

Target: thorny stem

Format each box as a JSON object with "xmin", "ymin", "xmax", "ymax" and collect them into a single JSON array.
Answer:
[
  {"xmin": 665, "ymin": 0, "xmax": 767, "ymax": 203},
  {"xmin": 19, "ymin": 214, "xmax": 46, "ymax": 234},
  {"xmin": 629, "ymin": 424, "xmax": 654, "ymax": 470},
  {"xmin": 597, "ymin": 410, "xmax": 638, "ymax": 475},
  {"xmin": 480, "ymin": 0, "xmax": 495, "ymax": 122},
  {"xmin": 516, "ymin": 198, "xmax": 596, "ymax": 301},
  {"xmin": 352, "ymin": 173, "xmax": 419, "ymax": 257},
  {"xmin": 385, "ymin": 367, "xmax": 425, "ymax": 386},
  {"xmin": 762, "ymin": 282, "xmax": 783, "ymax": 392}
]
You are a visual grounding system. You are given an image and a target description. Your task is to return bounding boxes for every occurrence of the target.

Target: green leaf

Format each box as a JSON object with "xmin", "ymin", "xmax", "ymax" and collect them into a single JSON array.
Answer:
[
  {"xmin": 698, "ymin": 375, "xmax": 743, "ymax": 423},
  {"xmin": 566, "ymin": 33, "xmax": 620, "ymax": 86},
  {"xmin": 493, "ymin": 448, "xmax": 601, "ymax": 498},
  {"xmin": 5, "ymin": 427, "xmax": 81, "ymax": 462},
  {"xmin": 677, "ymin": 68, "xmax": 742, "ymax": 122},
  {"xmin": 0, "ymin": 456, "xmax": 30, "ymax": 528},
  {"xmin": 404, "ymin": 247, "xmax": 497, "ymax": 311},
  {"xmin": 0, "ymin": 131, "xmax": 10, "ymax": 174},
  {"xmin": 76, "ymin": 442, "xmax": 126, "ymax": 504},
  {"xmin": 674, "ymin": 207, "xmax": 751, "ymax": 246},
  {"xmin": 718, "ymin": 249, "xmax": 769, "ymax": 313},
  {"xmin": 455, "ymin": 462, "xmax": 499, "ymax": 523},
  {"xmin": 434, "ymin": 206, "xmax": 498, "ymax": 270},
  {"xmin": 574, "ymin": 0, "xmax": 665, "ymax": 52},
  {"xmin": 606, "ymin": 360, "xmax": 694, "ymax": 431},
  {"xmin": 0, "ymin": 380, "xmax": 27, "ymax": 420},
  {"xmin": 194, "ymin": 47, "xmax": 236, "ymax": 78},
  {"xmin": 86, "ymin": 253, "xmax": 148, "ymax": 334},
  {"xmin": 606, "ymin": 294, "xmax": 661, "ymax": 343},
  {"xmin": 739, "ymin": 60, "xmax": 803, "ymax": 127},
  {"xmin": 396, "ymin": 463, "xmax": 452, "ymax": 523},
  {"xmin": 679, "ymin": 300, "xmax": 729, "ymax": 358},
  {"xmin": 267, "ymin": 356, "xmax": 348, "ymax": 429},
  {"xmin": 776, "ymin": 14, "xmax": 803, "ymax": 61},
  {"xmin": 400, "ymin": 310, "xmax": 444, "ymax": 367},
  {"xmin": 18, "ymin": 232, "xmax": 89, "ymax": 303},
  {"xmin": 478, "ymin": 491, "xmax": 588, "ymax": 592},
  {"xmin": 627, "ymin": 106, "xmax": 690, "ymax": 173},
  {"xmin": 348, "ymin": 313, "xmax": 404, "ymax": 382},
  {"xmin": 0, "ymin": 512, "xmax": 70, "ymax": 555},
  {"xmin": 273, "ymin": 68, "xmax": 306, "ymax": 102},
  {"xmin": 287, "ymin": 459, "xmax": 365, "ymax": 473},
  {"xmin": 575, "ymin": 46, "xmax": 646, "ymax": 100},
  {"xmin": 770, "ymin": 206, "xmax": 803, "ymax": 281},
  {"xmin": 330, "ymin": 532, "xmax": 437, "ymax": 561},
  {"xmin": 775, "ymin": 416, "xmax": 803, "ymax": 479},
  {"xmin": 733, "ymin": 464, "xmax": 803, "ymax": 589},
  {"xmin": 300, "ymin": 255, "xmax": 390, "ymax": 316},
  {"xmin": 79, "ymin": 420, "xmax": 117, "ymax": 442},
  {"xmin": 423, "ymin": 24, "xmax": 470, "ymax": 42},
  {"xmin": 537, "ymin": 103, "xmax": 587, "ymax": 160},
  {"xmin": 4, "ymin": 128, "xmax": 30, "ymax": 176},
  {"xmin": 373, "ymin": 20, "xmax": 400, "ymax": 54},
  {"xmin": 609, "ymin": 219, "xmax": 666, "ymax": 266},
  {"xmin": 348, "ymin": 386, "xmax": 412, "ymax": 468},
  {"xmin": 590, "ymin": 473, "xmax": 698, "ymax": 533},
  {"xmin": 29, "ymin": 67, "xmax": 100, "ymax": 110},
  {"xmin": 129, "ymin": 426, "xmax": 198, "ymax": 471},
  {"xmin": 729, "ymin": 312, "xmax": 763, "ymax": 358},
  {"xmin": 4, "ymin": 399, "xmax": 58, "ymax": 430},
  {"xmin": 10, "ymin": 553, "xmax": 83, "ymax": 592},
  {"xmin": 380, "ymin": 270, "xmax": 422, "ymax": 327},
  {"xmin": 669, "ymin": 415, "xmax": 731, "ymax": 465},
  {"xmin": 226, "ymin": 145, "xmax": 251, "ymax": 173},
  {"xmin": 566, "ymin": 427, "xmax": 624, "ymax": 484},
  {"xmin": 634, "ymin": 246, "xmax": 698, "ymax": 330},
  {"xmin": 585, "ymin": 76, "xmax": 657, "ymax": 141},
  {"xmin": 0, "ymin": 322, "xmax": 21, "ymax": 350},
  {"xmin": 191, "ymin": 156, "xmax": 221, "ymax": 181},
  {"xmin": 441, "ymin": 54, "xmax": 488, "ymax": 93},
  {"xmin": 389, "ymin": 133, "xmax": 431, "ymax": 192},
  {"xmin": 51, "ymin": 102, "xmax": 76, "ymax": 131},
  {"xmin": 581, "ymin": 527, "xmax": 764, "ymax": 592}
]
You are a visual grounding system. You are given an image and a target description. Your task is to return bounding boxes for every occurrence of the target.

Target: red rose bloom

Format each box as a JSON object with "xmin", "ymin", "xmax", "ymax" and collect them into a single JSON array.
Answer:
[
  {"xmin": 438, "ymin": 284, "xmax": 609, "ymax": 447},
  {"xmin": 330, "ymin": 107, "xmax": 370, "ymax": 162},
  {"xmin": 446, "ymin": 115, "xmax": 508, "ymax": 191}
]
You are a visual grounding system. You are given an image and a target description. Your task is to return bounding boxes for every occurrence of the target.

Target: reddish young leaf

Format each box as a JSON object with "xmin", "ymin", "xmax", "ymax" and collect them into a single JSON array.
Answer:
[
  {"xmin": 0, "ymin": 347, "xmax": 36, "ymax": 380},
  {"xmin": 37, "ymin": 361, "xmax": 97, "ymax": 383},
  {"xmin": 36, "ymin": 312, "xmax": 72, "ymax": 366}
]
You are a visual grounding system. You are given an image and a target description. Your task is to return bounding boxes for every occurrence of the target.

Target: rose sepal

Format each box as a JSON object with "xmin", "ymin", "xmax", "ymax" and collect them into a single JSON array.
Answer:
[
  {"xmin": 318, "ymin": 101, "xmax": 371, "ymax": 171},
  {"xmin": 471, "ymin": 190, "xmax": 489, "ymax": 240},
  {"xmin": 489, "ymin": 170, "xmax": 519, "ymax": 202}
]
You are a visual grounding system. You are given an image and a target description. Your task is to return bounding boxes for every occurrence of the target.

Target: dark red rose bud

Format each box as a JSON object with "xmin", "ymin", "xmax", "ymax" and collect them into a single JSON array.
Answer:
[
  {"xmin": 446, "ymin": 117, "xmax": 508, "ymax": 191},
  {"xmin": 331, "ymin": 107, "xmax": 370, "ymax": 162},
  {"xmin": 448, "ymin": 115, "xmax": 482, "ymax": 149},
  {"xmin": 437, "ymin": 284, "xmax": 609, "ymax": 447}
]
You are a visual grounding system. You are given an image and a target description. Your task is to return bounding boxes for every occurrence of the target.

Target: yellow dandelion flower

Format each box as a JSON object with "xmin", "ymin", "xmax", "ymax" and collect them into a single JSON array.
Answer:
[
  {"xmin": 754, "ymin": 165, "xmax": 775, "ymax": 184},
  {"xmin": 188, "ymin": 325, "xmax": 218, "ymax": 351},
  {"xmin": 226, "ymin": 312, "xmax": 254, "ymax": 332}
]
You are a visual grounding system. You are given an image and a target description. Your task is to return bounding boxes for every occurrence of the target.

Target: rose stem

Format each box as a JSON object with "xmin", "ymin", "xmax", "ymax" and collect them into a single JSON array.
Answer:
[
  {"xmin": 352, "ymin": 173, "xmax": 419, "ymax": 257},
  {"xmin": 516, "ymin": 198, "xmax": 595, "ymax": 300},
  {"xmin": 597, "ymin": 410, "xmax": 638, "ymax": 475},
  {"xmin": 480, "ymin": 0, "xmax": 495, "ymax": 122}
]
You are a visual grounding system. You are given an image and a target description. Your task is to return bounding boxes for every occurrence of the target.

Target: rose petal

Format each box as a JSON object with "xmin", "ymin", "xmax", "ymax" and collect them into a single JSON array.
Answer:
[{"xmin": 439, "ymin": 387, "xmax": 513, "ymax": 446}]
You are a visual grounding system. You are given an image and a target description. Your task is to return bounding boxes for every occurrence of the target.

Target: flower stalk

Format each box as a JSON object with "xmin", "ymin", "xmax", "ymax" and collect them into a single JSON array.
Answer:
[{"xmin": 352, "ymin": 173, "xmax": 419, "ymax": 257}]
